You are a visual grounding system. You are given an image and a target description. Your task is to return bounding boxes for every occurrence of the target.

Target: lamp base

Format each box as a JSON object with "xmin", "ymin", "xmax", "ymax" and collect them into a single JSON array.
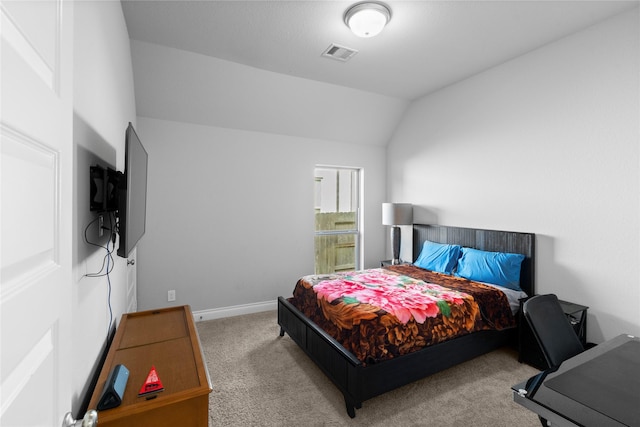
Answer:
[{"xmin": 390, "ymin": 226, "xmax": 401, "ymax": 264}]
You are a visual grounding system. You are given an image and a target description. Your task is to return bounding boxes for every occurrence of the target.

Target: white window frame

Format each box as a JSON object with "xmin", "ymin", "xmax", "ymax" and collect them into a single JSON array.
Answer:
[{"xmin": 314, "ymin": 166, "xmax": 363, "ymax": 272}]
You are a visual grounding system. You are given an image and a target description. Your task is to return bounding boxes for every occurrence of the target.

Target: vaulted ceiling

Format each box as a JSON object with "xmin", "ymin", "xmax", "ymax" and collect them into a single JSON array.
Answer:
[{"xmin": 121, "ymin": 0, "xmax": 637, "ymax": 101}]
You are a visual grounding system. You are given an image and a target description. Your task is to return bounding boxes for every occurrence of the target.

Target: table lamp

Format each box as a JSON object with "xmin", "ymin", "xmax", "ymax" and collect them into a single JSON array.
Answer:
[{"xmin": 382, "ymin": 203, "xmax": 413, "ymax": 265}]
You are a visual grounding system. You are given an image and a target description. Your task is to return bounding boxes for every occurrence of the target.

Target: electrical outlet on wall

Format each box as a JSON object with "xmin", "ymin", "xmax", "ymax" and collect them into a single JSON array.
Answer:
[
  {"xmin": 168, "ymin": 290, "xmax": 176, "ymax": 302},
  {"xmin": 98, "ymin": 215, "xmax": 104, "ymax": 237}
]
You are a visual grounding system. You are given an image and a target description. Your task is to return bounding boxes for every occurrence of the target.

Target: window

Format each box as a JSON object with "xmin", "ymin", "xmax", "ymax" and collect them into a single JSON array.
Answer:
[{"xmin": 314, "ymin": 167, "xmax": 361, "ymax": 274}]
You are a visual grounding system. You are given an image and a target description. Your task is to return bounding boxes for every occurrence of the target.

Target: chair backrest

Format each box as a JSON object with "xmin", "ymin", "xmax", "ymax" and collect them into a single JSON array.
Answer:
[{"xmin": 523, "ymin": 294, "xmax": 584, "ymax": 369}]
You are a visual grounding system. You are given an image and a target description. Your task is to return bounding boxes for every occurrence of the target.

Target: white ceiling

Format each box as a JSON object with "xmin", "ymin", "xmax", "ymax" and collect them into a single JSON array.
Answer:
[{"xmin": 121, "ymin": 0, "xmax": 638, "ymax": 101}]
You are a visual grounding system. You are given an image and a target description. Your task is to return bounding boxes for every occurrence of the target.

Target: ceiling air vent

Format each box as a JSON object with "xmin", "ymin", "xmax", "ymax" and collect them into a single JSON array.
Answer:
[{"xmin": 322, "ymin": 43, "xmax": 358, "ymax": 62}]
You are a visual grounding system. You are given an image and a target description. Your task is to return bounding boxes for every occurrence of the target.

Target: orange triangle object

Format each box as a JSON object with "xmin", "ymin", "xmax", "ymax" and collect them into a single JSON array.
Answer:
[{"xmin": 138, "ymin": 365, "xmax": 164, "ymax": 396}]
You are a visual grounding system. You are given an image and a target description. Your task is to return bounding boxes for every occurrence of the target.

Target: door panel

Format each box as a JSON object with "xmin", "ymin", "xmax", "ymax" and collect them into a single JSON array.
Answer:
[
  {"xmin": 1, "ymin": 126, "xmax": 58, "ymax": 291},
  {"xmin": 1, "ymin": 1, "xmax": 73, "ymax": 425},
  {"xmin": 1, "ymin": 0, "xmax": 58, "ymax": 91},
  {"xmin": 1, "ymin": 328, "xmax": 56, "ymax": 426},
  {"xmin": 127, "ymin": 248, "xmax": 138, "ymax": 312}
]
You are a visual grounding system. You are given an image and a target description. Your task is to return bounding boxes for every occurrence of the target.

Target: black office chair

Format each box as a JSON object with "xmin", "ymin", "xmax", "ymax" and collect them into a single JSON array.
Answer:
[
  {"xmin": 523, "ymin": 294, "xmax": 585, "ymax": 427},
  {"xmin": 523, "ymin": 294, "xmax": 585, "ymax": 369}
]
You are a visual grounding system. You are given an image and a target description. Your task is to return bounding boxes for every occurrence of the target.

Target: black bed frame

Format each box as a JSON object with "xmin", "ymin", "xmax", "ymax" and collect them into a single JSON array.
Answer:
[{"xmin": 277, "ymin": 224, "xmax": 535, "ymax": 418}]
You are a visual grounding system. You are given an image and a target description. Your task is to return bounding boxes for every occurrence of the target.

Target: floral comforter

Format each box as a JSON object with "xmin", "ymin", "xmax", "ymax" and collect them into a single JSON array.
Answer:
[{"xmin": 288, "ymin": 264, "xmax": 516, "ymax": 365}]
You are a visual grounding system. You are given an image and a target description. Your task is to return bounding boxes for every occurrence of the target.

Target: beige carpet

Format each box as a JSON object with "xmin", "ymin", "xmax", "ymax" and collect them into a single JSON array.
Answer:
[{"xmin": 197, "ymin": 310, "xmax": 541, "ymax": 426}]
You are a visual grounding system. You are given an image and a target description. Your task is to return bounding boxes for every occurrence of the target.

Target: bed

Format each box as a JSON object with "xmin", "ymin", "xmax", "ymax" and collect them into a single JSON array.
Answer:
[{"xmin": 277, "ymin": 224, "xmax": 535, "ymax": 418}]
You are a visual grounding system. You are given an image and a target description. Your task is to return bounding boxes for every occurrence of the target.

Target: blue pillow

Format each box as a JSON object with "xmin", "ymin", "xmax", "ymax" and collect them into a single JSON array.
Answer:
[
  {"xmin": 454, "ymin": 247, "xmax": 525, "ymax": 291},
  {"xmin": 414, "ymin": 240, "xmax": 461, "ymax": 274}
]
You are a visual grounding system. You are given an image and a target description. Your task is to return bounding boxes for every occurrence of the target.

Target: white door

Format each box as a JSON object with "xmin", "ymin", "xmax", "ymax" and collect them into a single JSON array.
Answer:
[
  {"xmin": 1, "ymin": 1, "xmax": 74, "ymax": 426},
  {"xmin": 126, "ymin": 248, "xmax": 137, "ymax": 313}
]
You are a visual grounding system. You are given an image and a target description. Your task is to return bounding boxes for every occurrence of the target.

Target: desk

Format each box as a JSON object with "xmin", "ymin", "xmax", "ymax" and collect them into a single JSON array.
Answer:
[{"xmin": 512, "ymin": 334, "xmax": 640, "ymax": 427}]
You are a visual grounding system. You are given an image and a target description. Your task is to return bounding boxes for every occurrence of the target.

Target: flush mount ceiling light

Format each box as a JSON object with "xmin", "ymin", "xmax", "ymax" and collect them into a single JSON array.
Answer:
[{"xmin": 344, "ymin": 2, "xmax": 391, "ymax": 38}]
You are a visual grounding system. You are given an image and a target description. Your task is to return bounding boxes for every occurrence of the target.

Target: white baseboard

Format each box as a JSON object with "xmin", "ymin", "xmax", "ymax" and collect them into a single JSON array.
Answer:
[{"xmin": 192, "ymin": 300, "xmax": 277, "ymax": 322}]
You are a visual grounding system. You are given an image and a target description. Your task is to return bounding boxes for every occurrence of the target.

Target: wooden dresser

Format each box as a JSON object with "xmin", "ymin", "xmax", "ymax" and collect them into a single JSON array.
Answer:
[{"xmin": 88, "ymin": 305, "xmax": 212, "ymax": 426}]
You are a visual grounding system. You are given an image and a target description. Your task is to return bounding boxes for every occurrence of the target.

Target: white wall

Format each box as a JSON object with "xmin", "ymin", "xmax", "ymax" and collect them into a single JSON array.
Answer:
[
  {"xmin": 72, "ymin": 1, "xmax": 136, "ymax": 415},
  {"xmin": 387, "ymin": 9, "xmax": 640, "ymax": 343},
  {"xmin": 129, "ymin": 40, "xmax": 395, "ymax": 314},
  {"xmin": 135, "ymin": 117, "xmax": 386, "ymax": 313},
  {"xmin": 130, "ymin": 39, "xmax": 407, "ymax": 148}
]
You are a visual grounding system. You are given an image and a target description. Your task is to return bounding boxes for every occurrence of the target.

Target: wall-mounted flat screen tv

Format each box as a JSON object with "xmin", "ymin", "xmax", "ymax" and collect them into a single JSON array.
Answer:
[{"xmin": 117, "ymin": 123, "xmax": 148, "ymax": 258}]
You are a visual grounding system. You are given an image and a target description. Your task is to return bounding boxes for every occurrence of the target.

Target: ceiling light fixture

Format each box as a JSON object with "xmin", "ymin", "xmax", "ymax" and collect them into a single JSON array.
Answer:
[{"xmin": 344, "ymin": 2, "xmax": 391, "ymax": 38}]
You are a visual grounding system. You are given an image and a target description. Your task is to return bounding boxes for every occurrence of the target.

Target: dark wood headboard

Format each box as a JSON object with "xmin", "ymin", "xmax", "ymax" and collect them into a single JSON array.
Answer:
[{"xmin": 412, "ymin": 224, "xmax": 535, "ymax": 296}]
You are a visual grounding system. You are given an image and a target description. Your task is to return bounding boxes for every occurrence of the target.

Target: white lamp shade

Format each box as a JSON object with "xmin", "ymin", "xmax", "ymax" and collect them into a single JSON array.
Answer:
[
  {"xmin": 382, "ymin": 203, "xmax": 412, "ymax": 226},
  {"xmin": 345, "ymin": 2, "xmax": 391, "ymax": 38}
]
